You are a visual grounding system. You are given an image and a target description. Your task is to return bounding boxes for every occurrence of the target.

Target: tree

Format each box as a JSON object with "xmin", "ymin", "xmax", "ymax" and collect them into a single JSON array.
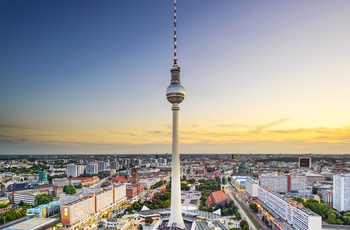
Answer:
[
  {"xmin": 188, "ymin": 178, "xmax": 196, "ymax": 184},
  {"xmin": 249, "ymin": 203, "xmax": 259, "ymax": 213},
  {"xmin": 74, "ymin": 183, "xmax": 82, "ymax": 189},
  {"xmin": 18, "ymin": 200, "xmax": 26, "ymax": 207},
  {"xmin": 312, "ymin": 186, "xmax": 318, "ymax": 195},
  {"xmin": 239, "ymin": 220, "xmax": 249, "ymax": 230},
  {"xmin": 63, "ymin": 185, "xmax": 77, "ymax": 195},
  {"xmin": 35, "ymin": 194, "xmax": 54, "ymax": 206},
  {"xmin": 145, "ymin": 217, "xmax": 153, "ymax": 226}
]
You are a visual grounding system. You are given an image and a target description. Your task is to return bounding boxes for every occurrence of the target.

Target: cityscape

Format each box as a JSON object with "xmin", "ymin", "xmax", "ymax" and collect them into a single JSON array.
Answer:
[
  {"xmin": 1, "ymin": 154, "xmax": 350, "ymax": 230},
  {"xmin": 1, "ymin": 0, "xmax": 350, "ymax": 230}
]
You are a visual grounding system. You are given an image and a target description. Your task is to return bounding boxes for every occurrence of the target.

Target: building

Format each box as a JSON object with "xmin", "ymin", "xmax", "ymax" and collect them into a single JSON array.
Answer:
[
  {"xmin": 303, "ymin": 173, "xmax": 326, "ymax": 186},
  {"xmin": 299, "ymin": 157, "xmax": 311, "ymax": 168},
  {"xmin": 110, "ymin": 160, "xmax": 119, "ymax": 170},
  {"xmin": 3, "ymin": 218, "xmax": 60, "ymax": 230},
  {"xmin": 98, "ymin": 161, "xmax": 105, "ymax": 172},
  {"xmin": 61, "ymin": 196, "xmax": 95, "ymax": 227},
  {"xmin": 66, "ymin": 164, "xmax": 78, "ymax": 178},
  {"xmin": 86, "ymin": 162, "xmax": 97, "ymax": 175},
  {"xmin": 333, "ymin": 174, "xmax": 350, "ymax": 211},
  {"xmin": 258, "ymin": 186, "xmax": 322, "ymax": 230},
  {"xmin": 126, "ymin": 168, "xmax": 144, "ymax": 199},
  {"xmin": 77, "ymin": 165, "xmax": 85, "ymax": 176},
  {"xmin": 259, "ymin": 175, "xmax": 288, "ymax": 193},
  {"xmin": 38, "ymin": 169, "xmax": 48, "ymax": 183},
  {"xmin": 205, "ymin": 190, "xmax": 230, "ymax": 209},
  {"xmin": 245, "ymin": 179, "xmax": 259, "ymax": 197},
  {"xmin": 13, "ymin": 192, "xmax": 36, "ymax": 205},
  {"xmin": 60, "ymin": 185, "xmax": 127, "ymax": 229},
  {"xmin": 287, "ymin": 175, "xmax": 307, "ymax": 191},
  {"xmin": 52, "ymin": 178, "xmax": 69, "ymax": 187}
]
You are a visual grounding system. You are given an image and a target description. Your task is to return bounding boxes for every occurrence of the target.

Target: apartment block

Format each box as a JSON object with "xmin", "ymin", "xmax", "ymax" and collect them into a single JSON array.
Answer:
[
  {"xmin": 258, "ymin": 186, "xmax": 322, "ymax": 230},
  {"xmin": 333, "ymin": 174, "xmax": 350, "ymax": 211}
]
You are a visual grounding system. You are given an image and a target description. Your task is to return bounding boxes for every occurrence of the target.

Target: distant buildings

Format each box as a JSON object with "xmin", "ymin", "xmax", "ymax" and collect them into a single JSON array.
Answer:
[
  {"xmin": 66, "ymin": 164, "xmax": 77, "ymax": 178},
  {"xmin": 259, "ymin": 175, "xmax": 307, "ymax": 193},
  {"xmin": 38, "ymin": 169, "xmax": 48, "ymax": 183},
  {"xmin": 86, "ymin": 162, "xmax": 98, "ymax": 175},
  {"xmin": 333, "ymin": 174, "xmax": 350, "ymax": 211},
  {"xmin": 98, "ymin": 161, "xmax": 105, "ymax": 172}
]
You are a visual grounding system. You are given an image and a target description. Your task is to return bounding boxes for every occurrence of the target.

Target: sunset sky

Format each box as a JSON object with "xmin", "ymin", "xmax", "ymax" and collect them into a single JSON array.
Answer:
[{"xmin": 1, "ymin": 0, "xmax": 350, "ymax": 154}]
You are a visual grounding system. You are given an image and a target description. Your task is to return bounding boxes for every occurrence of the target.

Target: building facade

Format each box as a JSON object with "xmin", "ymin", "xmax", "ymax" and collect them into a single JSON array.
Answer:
[
  {"xmin": 333, "ymin": 174, "xmax": 350, "ymax": 211},
  {"xmin": 258, "ymin": 186, "xmax": 322, "ymax": 230},
  {"xmin": 66, "ymin": 164, "xmax": 78, "ymax": 178}
]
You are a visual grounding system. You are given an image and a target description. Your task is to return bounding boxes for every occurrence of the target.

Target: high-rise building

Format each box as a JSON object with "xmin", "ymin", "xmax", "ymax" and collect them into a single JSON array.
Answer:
[
  {"xmin": 98, "ymin": 161, "xmax": 105, "ymax": 172},
  {"xmin": 165, "ymin": 0, "xmax": 186, "ymax": 228},
  {"xmin": 66, "ymin": 164, "xmax": 77, "ymax": 178},
  {"xmin": 38, "ymin": 169, "xmax": 48, "ymax": 183},
  {"xmin": 110, "ymin": 160, "xmax": 118, "ymax": 170},
  {"xmin": 86, "ymin": 162, "xmax": 97, "ymax": 175},
  {"xmin": 333, "ymin": 174, "xmax": 350, "ymax": 211},
  {"xmin": 77, "ymin": 165, "xmax": 85, "ymax": 176}
]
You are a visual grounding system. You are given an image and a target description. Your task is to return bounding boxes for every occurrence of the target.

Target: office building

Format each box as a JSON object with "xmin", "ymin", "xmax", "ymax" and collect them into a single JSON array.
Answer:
[{"xmin": 333, "ymin": 174, "xmax": 350, "ymax": 211}]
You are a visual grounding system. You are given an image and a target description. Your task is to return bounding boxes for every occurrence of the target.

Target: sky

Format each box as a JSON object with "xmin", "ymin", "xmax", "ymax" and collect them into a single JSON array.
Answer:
[{"xmin": 1, "ymin": 0, "xmax": 350, "ymax": 154}]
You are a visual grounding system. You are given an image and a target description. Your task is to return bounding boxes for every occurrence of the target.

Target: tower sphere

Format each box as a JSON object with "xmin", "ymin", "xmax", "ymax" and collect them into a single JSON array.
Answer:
[{"xmin": 166, "ymin": 83, "xmax": 186, "ymax": 104}]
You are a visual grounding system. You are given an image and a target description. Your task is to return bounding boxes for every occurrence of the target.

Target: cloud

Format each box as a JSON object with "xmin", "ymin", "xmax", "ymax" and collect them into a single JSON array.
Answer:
[
  {"xmin": 0, "ymin": 124, "xmax": 21, "ymax": 129},
  {"xmin": 255, "ymin": 118, "xmax": 289, "ymax": 132}
]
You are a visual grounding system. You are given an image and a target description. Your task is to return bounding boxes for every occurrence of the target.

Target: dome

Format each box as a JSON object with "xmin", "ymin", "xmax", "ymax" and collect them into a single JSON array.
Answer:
[{"xmin": 166, "ymin": 83, "xmax": 186, "ymax": 104}]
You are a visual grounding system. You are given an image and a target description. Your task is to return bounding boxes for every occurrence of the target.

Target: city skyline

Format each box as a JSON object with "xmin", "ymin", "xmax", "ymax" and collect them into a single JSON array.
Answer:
[{"xmin": 1, "ymin": 0, "xmax": 350, "ymax": 154}]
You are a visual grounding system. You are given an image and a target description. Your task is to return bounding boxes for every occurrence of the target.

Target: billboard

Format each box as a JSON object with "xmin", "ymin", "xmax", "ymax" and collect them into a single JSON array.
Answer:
[{"xmin": 299, "ymin": 157, "xmax": 311, "ymax": 168}]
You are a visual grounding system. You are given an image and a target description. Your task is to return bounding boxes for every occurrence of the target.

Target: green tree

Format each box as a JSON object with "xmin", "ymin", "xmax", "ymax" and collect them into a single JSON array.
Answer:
[
  {"xmin": 145, "ymin": 217, "xmax": 153, "ymax": 226},
  {"xmin": 188, "ymin": 178, "xmax": 196, "ymax": 184},
  {"xmin": 35, "ymin": 194, "xmax": 54, "ymax": 206},
  {"xmin": 74, "ymin": 183, "xmax": 83, "ymax": 189},
  {"xmin": 239, "ymin": 220, "xmax": 249, "ymax": 230},
  {"xmin": 18, "ymin": 200, "xmax": 26, "ymax": 207},
  {"xmin": 249, "ymin": 203, "xmax": 259, "ymax": 213},
  {"xmin": 312, "ymin": 186, "xmax": 318, "ymax": 195},
  {"xmin": 63, "ymin": 185, "xmax": 77, "ymax": 195}
]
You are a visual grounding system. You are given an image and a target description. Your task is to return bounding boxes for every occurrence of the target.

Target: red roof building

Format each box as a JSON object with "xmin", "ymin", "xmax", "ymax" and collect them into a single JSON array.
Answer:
[{"xmin": 205, "ymin": 190, "xmax": 230, "ymax": 208}]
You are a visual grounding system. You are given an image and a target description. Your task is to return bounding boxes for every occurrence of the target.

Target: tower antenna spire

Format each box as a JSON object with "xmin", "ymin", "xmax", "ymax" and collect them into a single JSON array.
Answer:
[{"xmin": 173, "ymin": 0, "xmax": 177, "ymax": 66}]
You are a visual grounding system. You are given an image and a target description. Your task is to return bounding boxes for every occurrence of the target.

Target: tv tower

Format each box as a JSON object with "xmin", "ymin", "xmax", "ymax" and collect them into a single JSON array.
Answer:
[{"xmin": 166, "ymin": 0, "xmax": 186, "ymax": 228}]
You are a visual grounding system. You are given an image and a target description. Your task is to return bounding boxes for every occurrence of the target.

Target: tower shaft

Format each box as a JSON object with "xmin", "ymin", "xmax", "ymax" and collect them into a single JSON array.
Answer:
[{"xmin": 168, "ymin": 103, "xmax": 185, "ymax": 229}]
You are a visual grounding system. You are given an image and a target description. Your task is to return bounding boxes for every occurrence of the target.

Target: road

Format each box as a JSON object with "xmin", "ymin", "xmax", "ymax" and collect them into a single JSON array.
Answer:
[{"xmin": 228, "ymin": 185, "xmax": 258, "ymax": 230}]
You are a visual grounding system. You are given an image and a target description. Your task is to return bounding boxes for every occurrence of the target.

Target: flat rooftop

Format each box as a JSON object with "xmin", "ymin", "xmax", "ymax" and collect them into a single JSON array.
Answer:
[{"xmin": 4, "ymin": 218, "xmax": 59, "ymax": 230}]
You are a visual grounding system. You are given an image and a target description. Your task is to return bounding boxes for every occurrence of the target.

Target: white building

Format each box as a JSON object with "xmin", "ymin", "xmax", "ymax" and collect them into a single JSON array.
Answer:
[
  {"xmin": 13, "ymin": 192, "xmax": 36, "ymax": 205},
  {"xmin": 245, "ymin": 179, "xmax": 259, "ymax": 197},
  {"xmin": 77, "ymin": 165, "xmax": 85, "ymax": 176},
  {"xmin": 52, "ymin": 178, "xmax": 69, "ymax": 187},
  {"xmin": 333, "ymin": 174, "xmax": 350, "ymax": 211},
  {"xmin": 98, "ymin": 161, "xmax": 105, "ymax": 172},
  {"xmin": 259, "ymin": 175, "xmax": 288, "ymax": 193},
  {"xmin": 290, "ymin": 175, "xmax": 307, "ymax": 191},
  {"xmin": 258, "ymin": 186, "xmax": 322, "ymax": 230},
  {"xmin": 66, "ymin": 164, "xmax": 77, "ymax": 178},
  {"xmin": 96, "ymin": 189, "xmax": 113, "ymax": 212},
  {"xmin": 86, "ymin": 162, "xmax": 98, "ymax": 175}
]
